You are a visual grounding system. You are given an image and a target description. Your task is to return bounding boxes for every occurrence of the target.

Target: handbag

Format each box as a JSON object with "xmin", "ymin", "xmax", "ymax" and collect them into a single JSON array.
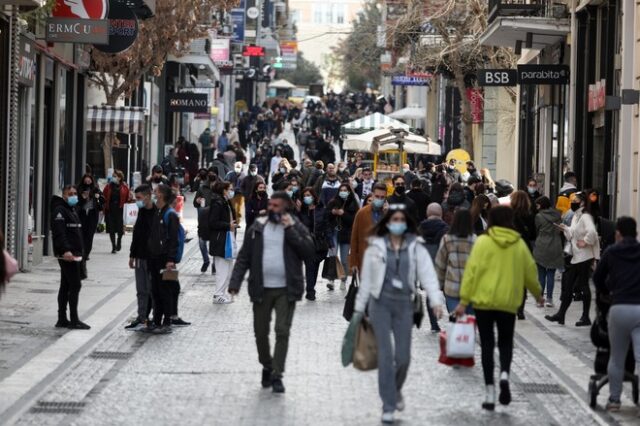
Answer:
[
  {"xmin": 438, "ymin": 331, "xmax": 475, "ymax": 367},
  {"xmin": 446, "ymin": 315, "xmax": 476, "ymax": 359},
  {"xmin": 341, "ymin": 313, "xmax": 361, "ymax": 367},
  {"xmin": 413, "ymin": 291, "xmax": 425, "ymax": 328},
  {"xmin": 322, "ymin": 254, "xmax": 339, "ymax": 280},
  {"xmin": 342, "ymin": 273, "xmax": 359, "ymax": 321},
  {"xmin": 224, "ymin": 230, "xmax": 238, "ymax": 259},
  {"xmin": 335, "ymin": 257, "xmax": 346, "ymax": 280},
  {"xmin": 353, "ymin": 317, "xmax": 377, "ymax": 371}
]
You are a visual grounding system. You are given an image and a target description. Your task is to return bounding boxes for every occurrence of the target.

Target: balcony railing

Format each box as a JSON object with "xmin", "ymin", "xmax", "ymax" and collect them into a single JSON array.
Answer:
[{"xmin": 488, "ymin": 0, "xmax": 568, "ymax": 24}]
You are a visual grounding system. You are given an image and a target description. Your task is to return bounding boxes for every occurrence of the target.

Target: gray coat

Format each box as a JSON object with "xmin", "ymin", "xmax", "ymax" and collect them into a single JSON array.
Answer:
[{"xmin": 533, "ymin": 208, "xmax": 564, "ymax": 269}]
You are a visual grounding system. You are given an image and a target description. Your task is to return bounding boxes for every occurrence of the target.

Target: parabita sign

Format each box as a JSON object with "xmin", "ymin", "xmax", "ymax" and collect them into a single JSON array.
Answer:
[{"xmin": 167, "ymin": 93, "xmax": 209, "ymax": 113}]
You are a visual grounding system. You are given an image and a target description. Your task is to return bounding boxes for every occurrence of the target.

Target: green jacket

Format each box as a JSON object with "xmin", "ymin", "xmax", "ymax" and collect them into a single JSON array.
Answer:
[{"xmin": 460, "ymin": 226, "xmax": 541, "ymax": 314}]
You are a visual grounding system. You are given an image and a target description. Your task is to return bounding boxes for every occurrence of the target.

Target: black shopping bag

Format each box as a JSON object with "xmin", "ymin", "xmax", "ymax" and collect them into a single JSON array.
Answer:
[
  {"xmin": 343, "ymin": 274, "xmax": 359, "ymax": 322},
  {"xmin": 322, "ymin": 256, "xmax": 339, "ymax": 280}
]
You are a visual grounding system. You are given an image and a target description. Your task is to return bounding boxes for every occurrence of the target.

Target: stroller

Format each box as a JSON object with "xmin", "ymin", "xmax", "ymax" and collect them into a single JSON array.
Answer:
[{"xmin": 587, "ymin": 289, "xmax": 639, "ymax": 408}]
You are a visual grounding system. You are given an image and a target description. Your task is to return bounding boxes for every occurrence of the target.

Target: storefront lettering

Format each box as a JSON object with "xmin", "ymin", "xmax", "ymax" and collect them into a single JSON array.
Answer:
[
  {"xmin": 169, "ymin": 99, "xmax": 208, "ymax": 108},
  {"xmin": 45, "ymin": 18, "xmax": 110, "ymax": 44},
  {"xmin": 47, "ymin": 22, "xmax": 108, "ymax": 36}
]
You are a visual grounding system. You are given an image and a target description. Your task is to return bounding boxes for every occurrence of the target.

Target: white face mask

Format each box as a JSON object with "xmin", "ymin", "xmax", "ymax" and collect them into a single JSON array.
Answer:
[{"xmin": 235, "ymin": 168, "xmax": 242, "ymax": 173}]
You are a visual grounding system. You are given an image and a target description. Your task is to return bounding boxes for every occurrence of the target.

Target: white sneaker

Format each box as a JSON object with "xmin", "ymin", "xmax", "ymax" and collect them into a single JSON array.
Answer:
[
  {"xmin": 396, "ymin": 393, "xmax": 405, "ymax": 412},
  {"xmin": 381, "ymin": 412, "xmax": 394, "ymax": 424},
  {"xmin": 213, "ymin": 295, "xmax": 233, "ymax": 304},
  {"xmin": 545, "ymin": 300, "xmax": 554, "ymax": 308}
]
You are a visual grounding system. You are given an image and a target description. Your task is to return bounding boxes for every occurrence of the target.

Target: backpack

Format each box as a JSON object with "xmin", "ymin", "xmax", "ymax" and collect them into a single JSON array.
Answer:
[
  {"xmin": 555, "ymin": 189, "xmax": 577, "ymax": 216},
  {"xmin": 163, "ymin": 208, "xmax": 185, "ymax": 263}
]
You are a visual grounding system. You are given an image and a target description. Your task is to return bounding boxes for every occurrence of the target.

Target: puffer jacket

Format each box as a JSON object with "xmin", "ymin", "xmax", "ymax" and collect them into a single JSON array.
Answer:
[
  {"xmin": 564, "ymin": 208, "xmax": 600, "ymax": 264},
  {"xmin": 533, "ymin": 208, "xmax": 564, "ymax": 269},
  {"xmin": 50, "ymin": 196, "xmax": 84, "ymax": 257},
  {"xmin": 355, "ymin": 235, "xmax": 445, "ymax": 313}
]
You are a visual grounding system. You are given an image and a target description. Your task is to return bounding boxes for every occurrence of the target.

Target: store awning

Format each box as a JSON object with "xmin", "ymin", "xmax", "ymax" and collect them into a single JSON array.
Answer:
[
  {"xmin": 342, "ymin": 113, "xmax": 410, "ymax": 133},
  {"xmin": 388, "ymin": 106, "xmax": 426, "ymax": 120},
  {"xmin": 480, "ymin": 17, "xmax": 571, "ymax": 49},
  {"xmin": 167, "ymin": 53, "xmax": 220, "ymax": 80},
  {"xmin": 269, "ymin": 79, "xmax": 296, "ymax": 90},
  {"xmin": 87, "ymin": 105, "xmax": 147, "ymax": 134}
]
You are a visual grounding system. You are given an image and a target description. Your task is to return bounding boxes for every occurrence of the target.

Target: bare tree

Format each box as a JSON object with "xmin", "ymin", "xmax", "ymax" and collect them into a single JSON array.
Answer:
[
  {"xmin": 390, "ymin": 0, "xmax": 517, "ymax": 157},
  {"xmin": 88, "ymin": 0, "xmax": 236, "ymax": 170}
]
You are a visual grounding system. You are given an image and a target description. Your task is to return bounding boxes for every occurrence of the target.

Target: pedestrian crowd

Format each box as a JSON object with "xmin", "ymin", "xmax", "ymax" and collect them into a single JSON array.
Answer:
[{"xmin": 30, "ymin": 92, "xmax": 640, "ymax": 424}]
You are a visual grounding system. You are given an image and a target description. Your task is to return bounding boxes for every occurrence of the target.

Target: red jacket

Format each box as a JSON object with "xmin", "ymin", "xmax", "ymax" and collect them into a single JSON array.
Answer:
[{"xmin": 103, "ymin": 182, "xmax": 130, "ymax": 212}]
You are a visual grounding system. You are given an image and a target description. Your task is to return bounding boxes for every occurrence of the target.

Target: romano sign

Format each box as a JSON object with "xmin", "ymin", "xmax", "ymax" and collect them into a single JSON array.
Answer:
[
  {"xmin": 45, "ymin": 18, "xmax": 109, "ymax": 44},
  {"xmin": 517, "ymin": 64, "xmax": 569, "ymax": 85},
  {"xmin": 167, "ymin": 93, "xmax": 209, "ymax": 113}
]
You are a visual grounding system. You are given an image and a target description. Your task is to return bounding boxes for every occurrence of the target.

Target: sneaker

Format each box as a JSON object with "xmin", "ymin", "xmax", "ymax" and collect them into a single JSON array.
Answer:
[
  {"xmin": 139, "ymin": 324, "xmax": 158, "ymax": 333},
  {"xmin": 605, "ymin": 399, "xmax": 621, "ymax": 412},
  {"xmin": 305, "ymin": 294, "xmax": 316, "ymax": 301},
  {"xmin": 125, "ymin": 319, "xmax": 144, "ymax": 330},
  {"xmin": 152, "ymin": 325, "xmax": 173, "ymax": 335},
  {"xmin": 396, "ymin": 393, "xmax": 405, "ymax": 412},
  {"xmin": 575, "ymin": 318, "xmax": 591, "ymax": 327},
  {"xmin": 68, "ymin": 321, "xmax": 91, "ymax": 330},
  {"xmin": 499, "ymin": 372, "xmax": 511, "ymax": 405},
  {"xmin": 327, "ymin": 282, "xmax": 335, "ymax": 291},
  {"xmin": 381, "ymin": 412, "xmax": 395, "ymax": 424},
  {"xmin": 261, "ymin": 368, "xmax": 272, "ymax": 388},
  {"xmin": 545, "ymin": 300, "xmax": 554, "ymax": 308},
  {"xmin": 340, "ymin": 281, "xmax": 346, "ymax": 290},
  {"xmin": 213, "ymin": 295, "xmax": 233, "ymax": 304},
  {"xmin": 55, "ymin": 319, "xmax": 70, "ymax": 328},
  {"xmin": 431, "ymin": 328, "xmax": 441, "ymax": 334},
  {"xmin": 271, "ymin": 376, "xmax": 285, "ymax": 393},
  {"xmin": 517, "ymin": 312, "xmax": 525, "ymax": 320},
  {"xmin": 482, "ymin": 385, "xmax": 495, "ymax": 411},
  {"xmin": 536, "ymin": 301, "xmax": 544, "ymax": 308},
  {"xmin": 171, "ymin": 317, "xmax": 191, "ymax": 326},
  {"xmin": 200, "ymin": 262, "xmax": 210, "ymax": 273}
]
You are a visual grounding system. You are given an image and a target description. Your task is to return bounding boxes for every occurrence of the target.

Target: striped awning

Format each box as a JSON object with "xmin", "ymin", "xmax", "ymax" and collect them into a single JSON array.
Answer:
[
  {"xmin": 86, "ymin": 105, "xmax": 147, "ymax": 134},
  {"xmin": 342, "ymin": 112, "xmax": 411, "ymax": 132}
]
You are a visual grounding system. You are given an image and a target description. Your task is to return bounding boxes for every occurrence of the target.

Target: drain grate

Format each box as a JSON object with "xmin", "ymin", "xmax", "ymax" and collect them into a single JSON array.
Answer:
[
  {"xmin": 89, "ymin": 351, "xmax": 132, "ymax": 360},
  {"xmin": 27, "ymin": 289, "xmax": 57, "ymax": 294},
  {"xmin": 30, "ymin": 401, "xmax": 85, "ymax": 414},
  {"xmin": 520, "ymin": 383, "xmax": 567, "ymax": 394}
]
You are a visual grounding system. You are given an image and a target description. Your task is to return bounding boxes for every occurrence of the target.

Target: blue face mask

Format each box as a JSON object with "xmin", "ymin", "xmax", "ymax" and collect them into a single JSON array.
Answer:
[
  {"xmin": 292, "ymin": 186, "xmax": 299, "ymax": 193},
  {"xmin": 227, "ymin": 190, "xmax": 235, "ymax": 200},
  {"xmin": 136, "ymin": 200, "xmax": 146, "ymax": 209},
  {"xmin": 303, "ymin": 196, "xmax": 314, "ymax": 205},
  {"xmin": 286, "ymin": 190, "xmax": 294, "ymax": 198},
  {"xmin": 372, "ymin": 198, "xmax": 384, "ymax": 209},
  {"xmin": 339, "ymin": 191, "xmax": 349, "ymax": 200},
  {"xmin": 67, "ymin": 195, "xmax": 78, "ymax": 207},
  {"xmin": 387, "ymin": 222, "xmax": 407, "ymax": 236},
  {"xmin": 151, "ymin": 195, "xmax": 158, "ymax": 204}
]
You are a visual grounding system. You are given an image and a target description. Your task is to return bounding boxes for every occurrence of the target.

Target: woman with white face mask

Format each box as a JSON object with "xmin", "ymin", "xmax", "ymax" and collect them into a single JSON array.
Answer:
[
  {"xmin": 326, "ymin": 183, "xmax": 359, "ymax": 291},
  {"xmin": 354, "ymin": 205, "xmax": 444, "ymax": 424},
  {"xmin": 208, "ymin": 181, "xmax": 238, "ymax": 304}
]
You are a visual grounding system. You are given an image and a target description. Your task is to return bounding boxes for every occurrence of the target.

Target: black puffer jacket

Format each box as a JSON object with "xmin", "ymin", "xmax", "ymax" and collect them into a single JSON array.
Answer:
[
  {"xmin": 50, "ymin": 196, "xmax": 84, "ymax": 257},
  {"xmin": 229, "ymin": 216, "xmax": 315, "ymax": 303},
  {"xmin": 208, "ymin": 193, "xmax": 237, "ymax": 257}
]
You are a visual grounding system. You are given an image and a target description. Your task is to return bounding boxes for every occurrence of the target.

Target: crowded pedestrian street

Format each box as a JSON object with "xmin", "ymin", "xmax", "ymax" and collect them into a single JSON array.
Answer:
[{"xmin": 0, "ymin": 203, "xmax": 636, "ymax": 425}]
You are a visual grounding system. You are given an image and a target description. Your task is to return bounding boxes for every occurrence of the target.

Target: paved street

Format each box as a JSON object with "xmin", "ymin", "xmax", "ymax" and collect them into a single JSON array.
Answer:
[{"xmin": 0, "ymin": 202, "xmax": 638, "ymax": 426}]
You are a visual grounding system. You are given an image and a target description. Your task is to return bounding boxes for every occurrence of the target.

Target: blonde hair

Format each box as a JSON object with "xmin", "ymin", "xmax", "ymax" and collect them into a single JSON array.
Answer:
[{"xmin": 480, "ymin": 168, "xmax": 495, "ymax": 189}]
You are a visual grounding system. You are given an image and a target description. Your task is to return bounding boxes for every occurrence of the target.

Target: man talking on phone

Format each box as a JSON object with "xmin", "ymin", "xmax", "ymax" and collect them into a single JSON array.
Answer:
[{"xmin": 228, "ymin": 191, "xmax": 315, "ymax": 394}]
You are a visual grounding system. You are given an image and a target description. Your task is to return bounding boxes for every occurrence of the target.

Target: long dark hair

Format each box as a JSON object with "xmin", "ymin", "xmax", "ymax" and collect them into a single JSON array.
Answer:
[
  {"xmin": 488, "ymin": 206, "xmax": 515, "ymax": 230},
  {"xmin": 251, "ymin": 181, "xmax": 267, "ymax": 200},
  {"xmin": 470, "ymin": 194, "xmax": 490, "ymax": 223},
  {"xmin": 331, "ymin": 183, "xmax": 355, "ymax": 206},
  {"xmin": 449, "ymin": 209, "xmax": 473, "ymax": 238},
  {"xmin": 371, "ymin": 206, "xmax": 418, "ymax": 237}
]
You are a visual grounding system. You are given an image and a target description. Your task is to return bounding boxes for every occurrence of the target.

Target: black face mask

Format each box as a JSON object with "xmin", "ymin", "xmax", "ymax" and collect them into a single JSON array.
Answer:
[
  {"xmin": 199, "ymin": 173, "xmax": 207, "ymax": 180},
  {"xmin": 570, "ymin": 203, "xmax": 581, "ymax": 212},
  {"xmin": 258, "ymin": 190, "xmax": 267, "ymax": 197},
  {"xmin": 153, "ymin": 176, "xmax": 162, "ymax": 183},
  {"xmin": 395, "ymin": 186, "xmax": 405, "ymax": 194},
  {"xmin": 268, "ymin": 210, "xmax": 281, "ymax": 224},
  {"xmin": 208, "ymin": 175, "xmax": 216, "ymax": 181}
]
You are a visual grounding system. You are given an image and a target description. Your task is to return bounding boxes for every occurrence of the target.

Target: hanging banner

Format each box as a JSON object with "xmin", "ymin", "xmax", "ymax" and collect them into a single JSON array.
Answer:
[
  {"xmin": 517, "ymin": 64, "xmax": 569, "ymax": 85},
  {"xmin": 477, "ymin": 69, "xmax": 518, "ymax": 86},
  {"xmin": 260, "ymin": 0, "xmax": 273, "ymax": 30},
  {"xmin": 93, "ymin": 0, "xmax": 139, "ymax": 53},
  {"xmin": 210, "ymin": 38, "xmax": 230, "ymax": 63},
  {"xmin": 231, "ymin": 8, "xmax": 245, "ymax": 46},
  {"xmin": 18, "ymin": 36, "xmax": 36, "ymax": 87},
  {"xmin": 391, "ymin": 75, "xmax": 429, "ymax": 86},
  {"xmin": 280, "ymin": 41, "xmax": 297, "ymax": 70},
  {"xmin": 466, "ymin": 88, "xmax": 484, "ymax": 124}
]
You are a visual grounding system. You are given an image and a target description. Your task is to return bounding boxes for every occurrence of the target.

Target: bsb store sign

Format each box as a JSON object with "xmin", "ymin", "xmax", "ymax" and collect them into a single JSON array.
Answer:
[{"xmin": 478, "ymin": 65, "xmax": 569, "ymax": 86}]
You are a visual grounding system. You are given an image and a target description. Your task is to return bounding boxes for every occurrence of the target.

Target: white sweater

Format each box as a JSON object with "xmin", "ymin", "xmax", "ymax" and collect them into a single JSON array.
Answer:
[{"xmin": 564, "ymin": 208, "xmax": 600, "ymax": 264}]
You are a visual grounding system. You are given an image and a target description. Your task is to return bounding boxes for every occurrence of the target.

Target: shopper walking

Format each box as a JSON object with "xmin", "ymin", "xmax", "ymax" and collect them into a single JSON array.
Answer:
[
  {"xmin": 299, "ymin": 188, "xmax": 328, "ymax": 300},
  {"xmin": 225, "ymin": 162, "xmax": 246, "ymax": 223},
  {"xmin": 194, "ymin": 171, "xmax": 216, "ymax": 273},
  {"xmin": 103, "ymin": 170, "xmax": 130, "ymax": 254},
  {"xmin": 511, "ymin": 190, "xmax": 536, "ymax": 320},
  {"xmin": 420, "ymin": 203, "xmax": 449, "ymax": 332},
  {"xmin": 455, "ymin": 206, "xmax": 542, "ymax": 411},
  {"xmin": 208, "ymin": 181, "xmax": 238, "ymax": 304},
  {"xmin": 126, "ymin": 184, "xmax": 156, "ymax": 330},
  {"xmin": 77, "ymin": 173, "xmax": 104, "ymax": 260},
  {"xmin": 349, "ymin": 183, "xmax": 388, "ymax": 273},
  {"xmin": 387, "ymin": 175, "xmax": 418, "ymax": 222},
  {"xmin": 545, "ymin": 191, "xmax": 600, "ymax": 327},
  {"xmin": 228, "ymin": 192, "xmax": 315, "ymax": 393},
  {"xmin": 354, "ymin": 205, "xmax": 445, "ymax": 423},
  {"xmin": 326, "ymin": 183, "xmax": 359, "ymax": 290},
  {"xmin": 592, "ymin": 217, "xmax": 640, "ymax": 413},
  {"xmin": 532, "ymin": 196, "xmax": 564, "ymax": 307},
  {"xmin": 245, "ymin": 181, "xmax": 269, "ymax": 228},
  {"xmin": 435, "ymin": 209, "xmax": 476, "ymax": 314},
  {"xmin": 51, "ymin": 185, "xmax": 90, "ymax": 329}
]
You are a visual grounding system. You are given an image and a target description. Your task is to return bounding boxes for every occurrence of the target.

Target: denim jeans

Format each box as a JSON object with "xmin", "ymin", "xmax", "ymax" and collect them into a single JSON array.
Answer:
[
  {"xmin": 537, "ymin": 265, "xmax": 556, "ymax": 301},
  {"xmin": 445, "ymin": 295, "xmax": 474, "ymax": 315},
  {"xmin": 199, "ymin": 238, "xmax": 209, "ymax": 265}
]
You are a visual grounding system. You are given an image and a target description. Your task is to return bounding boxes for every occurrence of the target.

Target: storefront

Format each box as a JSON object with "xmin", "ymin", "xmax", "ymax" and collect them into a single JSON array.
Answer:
[{"xmin": 0, "ymin": 15, "xmax": 9, "ymax": 239}]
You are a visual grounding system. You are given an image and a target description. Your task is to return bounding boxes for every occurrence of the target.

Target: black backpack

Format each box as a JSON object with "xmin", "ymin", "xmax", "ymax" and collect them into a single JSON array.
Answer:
[{"xmin": 198, "ymin": 207, "xmax": 210, "ymax": 240}]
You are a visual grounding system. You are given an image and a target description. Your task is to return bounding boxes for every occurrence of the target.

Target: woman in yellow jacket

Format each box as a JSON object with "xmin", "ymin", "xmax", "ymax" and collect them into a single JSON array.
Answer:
[{"xmin": 454, "ymin": 206, "xmax": 543, "ymax": 411}]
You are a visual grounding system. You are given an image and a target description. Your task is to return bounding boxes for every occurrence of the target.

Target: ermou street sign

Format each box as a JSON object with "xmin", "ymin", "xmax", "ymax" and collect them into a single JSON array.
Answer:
[
  {"xmin": 167, "ymin": 93, "xmax": 209, "ymax": 113},
  {"xmin": 45, "ymin": 18, "xmax": 109, "ymax": 44}
]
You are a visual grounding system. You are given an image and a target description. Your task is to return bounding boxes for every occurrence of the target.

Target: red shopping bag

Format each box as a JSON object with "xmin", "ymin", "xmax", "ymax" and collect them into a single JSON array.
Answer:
[{"xmin": 438, "ymin": 331, "xmax": 475, "ymax": 367}]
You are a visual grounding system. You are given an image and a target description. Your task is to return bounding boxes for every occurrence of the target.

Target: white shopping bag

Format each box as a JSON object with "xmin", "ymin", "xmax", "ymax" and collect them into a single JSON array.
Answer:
[
  {"xmin": 446, "ymin": 315, "xmax": 476, "ymax": 359},
  {"xmin": 123, "ymin": 203, "xmax": 139, "ymax": 227}
]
